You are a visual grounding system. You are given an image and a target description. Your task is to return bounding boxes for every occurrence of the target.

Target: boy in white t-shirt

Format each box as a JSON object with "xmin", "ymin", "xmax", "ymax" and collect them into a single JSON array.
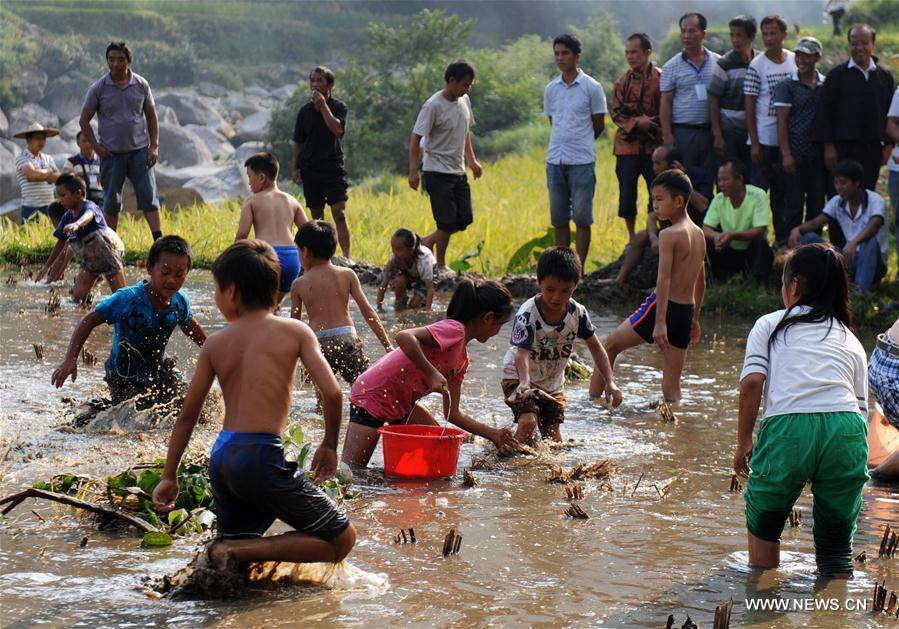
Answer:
[
  {"xmin": 744, "ymin": 14, "xmax": 796, "ymax": 243},
  {"xmin": 501, "ymin": 247, "xmax": 621, "ymax": 443}
]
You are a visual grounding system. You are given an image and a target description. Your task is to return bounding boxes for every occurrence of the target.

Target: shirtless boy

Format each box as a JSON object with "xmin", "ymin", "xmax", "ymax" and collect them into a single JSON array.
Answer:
[
  {"xmin": 594, "ymin": 169, "xmax": 706, "ymax": 403},
  {"xmin": 153, "ymin": 240, "xmax": 355, "ymax": 567},
  {"xmin": 236, "ymin": 152, "xmax": 308, "ymax": 304},
  {"xmin": 291, "ymin": 220, "xmax": 392, "ymax": 386}
]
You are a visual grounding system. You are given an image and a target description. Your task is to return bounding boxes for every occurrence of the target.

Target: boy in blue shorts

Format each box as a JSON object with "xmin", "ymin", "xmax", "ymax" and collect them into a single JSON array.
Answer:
[
  {"xmin": 502, "ymin": 246, "xmax": 622, "ymax": 442},
  {"xmin": 51, "ymin": 235, "xmax": 207, "ymax": 408},
  {"xmin": 236, "ymin": 152, "xmax": 308, "ymax": 306},
  {"xmin": 595, "ymin": 170, "xmax": 706, "ymax": 403},
  {"xmin": 154, "ymin": 240, "xmax": 355, "ymax": 568}
]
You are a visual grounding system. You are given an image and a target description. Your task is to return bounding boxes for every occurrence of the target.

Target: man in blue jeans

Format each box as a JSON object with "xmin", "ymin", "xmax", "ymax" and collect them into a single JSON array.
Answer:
[
  {"xmin": 544, "ymin": 33, "xmax": 607, "ymax": 273},
  {"xmin": 788, "ymin": 160, "xmax": 888, "ymax": 292},
  {"xmin": 79, "ymin": 41, "xmax": 162, "ymax": 239}
]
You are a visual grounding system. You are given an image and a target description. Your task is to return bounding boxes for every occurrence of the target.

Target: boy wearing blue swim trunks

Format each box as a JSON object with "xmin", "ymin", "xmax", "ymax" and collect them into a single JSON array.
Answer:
[
  {"xmin": 594, "ymin": 170, "xmax": 706, "ymax": 404},
  {"xmin": 236, "ymin": 152, "xmax": 308, "ymax": 306},
  {"xmin": 154, "ymin": 240, "xmax": 355, "ymax": 568}
]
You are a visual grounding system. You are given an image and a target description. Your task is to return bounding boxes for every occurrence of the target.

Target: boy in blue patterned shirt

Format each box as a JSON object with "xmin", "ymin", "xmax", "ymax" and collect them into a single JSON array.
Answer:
[{"xmin": 51, "ymin": 236, "xmax": 206, "ymax": 407}]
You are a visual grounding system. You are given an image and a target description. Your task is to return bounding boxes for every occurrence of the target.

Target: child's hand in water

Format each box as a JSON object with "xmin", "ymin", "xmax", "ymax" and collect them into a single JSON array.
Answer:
[
  {"xmin": 491, "ymin": 428, "xmax": 519, "ymax": 454},
  {"xmin": 152, "ymin": 478, "xmax": 179, "ymax": 512},
  {"xmin": 733, "ymin": 441, "xmax": 753, "ymax": 478},
  {"xmin": 604, "ymin": 381, "xmax": 623, "ymax": 408},
  {"xmin": 311, "ymin": 444, "xmax": 338, "ymax": 482},
  {"xmin": 51, "ymin": 359, "xmax": 77, "ymax": 387},
  {"xmin": 508, "ymin": 382, "xmax": 532, "ymax": 403}
]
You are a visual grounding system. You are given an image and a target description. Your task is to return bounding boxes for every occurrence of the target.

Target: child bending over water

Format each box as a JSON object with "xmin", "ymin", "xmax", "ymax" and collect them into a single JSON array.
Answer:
[
  {"xmin": 291, "ymin": 221, "xmax": 392, "ymax": 386},
  {"xmin": 153, "ymin": 240, "xmax": 355, "ymax": 566},
  {"xmin": 345, "ymin": 279, "xmax": 519, "ymax": 467},
  {"xmin": 51, "ymin": 236, "xmax": 206, "ymax": 407},
  {"xmin": 236, "ymin": 152, "xmax": 308, "ymax": 305},
  {"xmin": 376, "ymin": 228, "xmax": 437, "ymax": 310},
  {"xmin": 502, "ymin": 247, "xmax": 622, "ymax": 443},
  {"xmin": 594, "ymin": 169, "xmax": 706, "ymax": 403},
  {"xmin": 734, "ymin": 243, "xmax": 869, "ymax": 577}
]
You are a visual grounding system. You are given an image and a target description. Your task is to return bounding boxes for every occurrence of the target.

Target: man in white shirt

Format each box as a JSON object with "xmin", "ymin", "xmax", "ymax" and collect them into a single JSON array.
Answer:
[
  {"xmin": 408, "ymin": 60, "xmax": 482, "ymax": 274},
  {"xmin": 744, "ymin": 14, "xmax": 796, "ymax": 244},
  {"xmin": 543, "ymin": 33, "xmax": 607, "ymax": 273},
  {"xmin": 13, "ymin": 123, "xmax": 60, "ymax": 221}
]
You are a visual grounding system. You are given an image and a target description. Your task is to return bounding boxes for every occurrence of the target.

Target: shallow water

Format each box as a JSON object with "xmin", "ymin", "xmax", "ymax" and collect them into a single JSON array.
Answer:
[{"xmin": 1, "ymin": 268, "xmax": 897, "ymax": 628}]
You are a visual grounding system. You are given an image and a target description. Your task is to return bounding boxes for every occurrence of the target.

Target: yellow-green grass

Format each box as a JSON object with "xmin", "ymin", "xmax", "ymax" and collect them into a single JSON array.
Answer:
[{"xmin": 0, "ymin": 142, "xmax": 635, "ymax": 275}]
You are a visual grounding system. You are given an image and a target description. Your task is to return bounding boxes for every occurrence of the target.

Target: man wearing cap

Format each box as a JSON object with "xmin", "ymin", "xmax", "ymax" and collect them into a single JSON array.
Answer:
[
  {"xmin": 14, "ymin": 123, "xmax": 60, "ymax": 221},
  {"xmin": 79, "ymin": 41, "xmax": 162, "ymax": 239},
  {"xmin": 774, "ymin": 37, "xmax": 827, "ymax": 240}
]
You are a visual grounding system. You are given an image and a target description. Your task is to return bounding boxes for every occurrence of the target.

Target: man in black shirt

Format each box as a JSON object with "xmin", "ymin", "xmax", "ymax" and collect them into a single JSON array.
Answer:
[{"xmin": 292, "ymin": 66, "xmax": 351, "ymax": 258}]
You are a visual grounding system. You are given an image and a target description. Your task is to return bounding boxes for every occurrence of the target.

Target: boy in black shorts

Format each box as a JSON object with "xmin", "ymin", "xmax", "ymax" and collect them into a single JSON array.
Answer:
[
  {"xmin": 153, "ymin": 240, "xmax": 355, "ymax": 568},
  {"xmin": 594, "ymin": 170, "xmax": 707, "ymax": 404},
  {"xmin": 291, "ymin": 66, "xmax": 351, "ymax": 259}
]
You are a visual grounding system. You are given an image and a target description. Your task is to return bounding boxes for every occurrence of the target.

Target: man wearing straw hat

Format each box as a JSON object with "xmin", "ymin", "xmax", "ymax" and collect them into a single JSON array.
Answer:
[{"xmin": 14, "ymin": 122, "xmax": 60, "ymax": 222}]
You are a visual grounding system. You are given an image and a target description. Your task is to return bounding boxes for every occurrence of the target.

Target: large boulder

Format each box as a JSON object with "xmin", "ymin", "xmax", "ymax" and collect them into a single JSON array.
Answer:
[
  {"xmin": 221, "ymin": 94, "xmax": 262, "ymax": 118},
  {"xmin": 0, "ymin": 107, "xmax": 8, "ymax": 138},
  {"xmin": 14, "ymin": 68, "xmax": 49, "ymax": 103},
  {"xmin": 233, "ymin": 109, "xmax": 270, "ymax": 144},
  {"xmin": 154, "ymin": 91, "xmax": 231, "ymax": 136},
  {"xmin": 184, "ymin": 124, "xmax": 233, "ymax": 161},
  {"xmin": 9, "ymin": 104, "xmax": 59, "ymax": 135},
  {"xmin": 228, "ymin": 141, "xmax": 264, "ymax": 164},
  {"xmin": 157, "ymin": 123, "xmax": 213, "ymax": 168},
  {"xmin": 244, "ymin": 85, "xmax": 269, "ymax": 99},
  {"xmin": 271, "ymin": 84, "xmax": 297, "ymax": 101},
  {"xmin": 156, "ymin": 104, "xmax": 180, "ymax": 125},
  {"xmin": 0, "ymin": 141, "xmax": 20, "ymax": 205},
  {"xmin": 154, "ymin": 163, "xmax": 248, "ymax": 206},
  {"xmin": 196, "ymin": 82, "xmax": 226, "ymax": 98},
  {"xmin": 43, "ymin": 135, "xmax": 75, "ymax": 170},
  {"xmin": 40, "ymin": 76, "xmax": 90, "ymax": 122},
  {"xmin": 59, "ymin": 116, "xmax": 97, "ymax": 142}
]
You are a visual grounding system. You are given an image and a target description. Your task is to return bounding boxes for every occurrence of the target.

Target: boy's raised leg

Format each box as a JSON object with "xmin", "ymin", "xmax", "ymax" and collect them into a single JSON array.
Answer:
[
  {"xmin": 514, "ymin": 411, "xmax": 538, "ymax": 442},
  {"xmin": 106, "ymin": 271, "xmax": 127, "ymax": 294},
  {"xmin": 211, "ymin": 525, "xmax": 356, "ymax": 565},
  {"xmin": 661, "ymin": 346, "xmax": 688, "ymax": 403},
  {"xmin": 72, "ymin": 271, "xmax": 100, "ymax": 302},
  {"xmin": 592, "ymin": 320, "xmax": 646, "ymax": 392}
]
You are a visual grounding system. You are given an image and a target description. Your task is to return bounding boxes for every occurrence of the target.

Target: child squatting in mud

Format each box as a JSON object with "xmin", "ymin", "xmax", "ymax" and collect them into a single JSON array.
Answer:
[{"xmin": 153, "ymin": 240, "xmax": 356, "ymax": 566}]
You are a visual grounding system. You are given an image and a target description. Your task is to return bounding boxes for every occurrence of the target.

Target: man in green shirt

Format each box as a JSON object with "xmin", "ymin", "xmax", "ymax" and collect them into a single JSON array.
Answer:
[{"xmin": 702, "ymin": 160, "xmax": 774, "ymax": 284}]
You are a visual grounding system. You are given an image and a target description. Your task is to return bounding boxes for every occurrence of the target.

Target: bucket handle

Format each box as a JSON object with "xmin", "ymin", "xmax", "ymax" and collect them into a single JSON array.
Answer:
[{"xmin": 403, "ymin": 385, "xmax": 452, "ymax": 438}]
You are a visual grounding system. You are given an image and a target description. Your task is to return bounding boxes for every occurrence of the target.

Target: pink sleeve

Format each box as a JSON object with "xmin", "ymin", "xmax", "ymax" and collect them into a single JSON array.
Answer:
[{"xmin": 426, "ymin": 320, "xmax": 466, "ymax": 351}]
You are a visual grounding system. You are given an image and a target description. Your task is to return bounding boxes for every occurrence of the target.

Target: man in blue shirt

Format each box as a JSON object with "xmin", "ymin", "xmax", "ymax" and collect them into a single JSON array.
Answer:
[{"xmin": 543, "ymin": 33, "xmax": 607, "ymax": 273}]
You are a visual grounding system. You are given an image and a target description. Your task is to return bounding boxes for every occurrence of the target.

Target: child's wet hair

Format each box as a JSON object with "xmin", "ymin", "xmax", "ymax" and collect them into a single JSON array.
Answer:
[
  {"xmin": 212, "ymin": 240, "xmax": 280, "ymax": 309},
  {"xmin": 768, "ymin": 243, "xmax": 852, "ymax": 349},
  {"xmin": 832, "ymin": 160, "xmax": 864, "ymax": 184},
  {"xmin": 244, "ymin": 152, "xmax": 279, "ymax": 180},
  {"xmin": 55, "ymin": 173, "xmax": 86, "ymax": 196},
  {"xmin": 651, "ymin": 169, "xmax": 692, "ymax": 203},
  {"xmin": 148, "ymin": 235, "xmax": 193, "ymax": 268},
  {"xmin": 392, "ymin": 228, "xmax": 422, "ymax": 256},
  {"xmin": 537, "ymin": 246, "xmax": 580, "ymax": 283},
  {"xmin": 446, "ymin": 279, "xmax": 513, "ymax": 324},
  {"xmin": 295, "ymin": 220, "xmax": 337, "ymax": 260}
]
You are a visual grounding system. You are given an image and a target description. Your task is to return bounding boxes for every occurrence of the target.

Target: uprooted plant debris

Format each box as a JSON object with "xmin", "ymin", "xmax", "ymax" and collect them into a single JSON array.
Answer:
[
  {"xmin": 564, "ymin": 503, "xmax": 589, "ymax": 519},
  {"xmin": 546, "ymin": 459, "xmax": 615, "ymax": 483},
  {"xmin": 879, "ymin": 524, "xmax": 898, "ymax": 558}
]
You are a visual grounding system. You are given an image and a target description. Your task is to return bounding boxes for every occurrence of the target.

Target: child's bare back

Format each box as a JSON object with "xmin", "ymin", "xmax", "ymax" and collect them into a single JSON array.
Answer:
[
  {"xmin": 239, "ymin": 189, "xmax": 307, "ymax": 246},
  {"xmin": 659, "ymin": 218, "xmax": 705, "ymax": 304},
  {"xmin": 291, "ymin": 264, "xmax": 356, "ymax": 332},
  {"xmin": 202, "ymin": 311, "xmax": 325, "ymax": 434}
]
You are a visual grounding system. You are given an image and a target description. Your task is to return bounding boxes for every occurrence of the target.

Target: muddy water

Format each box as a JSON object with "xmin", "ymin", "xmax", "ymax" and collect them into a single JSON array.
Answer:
[{"xmin": 1, "ymin": 269, "xmax": 896, "ymax": 628}]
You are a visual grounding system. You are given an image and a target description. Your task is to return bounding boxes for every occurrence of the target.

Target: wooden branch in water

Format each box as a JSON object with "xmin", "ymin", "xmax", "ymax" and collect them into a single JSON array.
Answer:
[{"xmin": 0, "ymin": 487, "xmax": 158, "ymax": 533}]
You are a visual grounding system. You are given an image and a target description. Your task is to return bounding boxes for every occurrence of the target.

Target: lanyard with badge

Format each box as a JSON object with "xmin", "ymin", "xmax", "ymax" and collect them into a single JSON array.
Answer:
[{"xmin": 687, "ymin": 52, "xmax": 708, "ymax": 102}]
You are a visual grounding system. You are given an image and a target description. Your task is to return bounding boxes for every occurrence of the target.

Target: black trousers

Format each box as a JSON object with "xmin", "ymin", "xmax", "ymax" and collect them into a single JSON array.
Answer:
[
  {"xmin": 784, "ymin": 149, "xmax": 827, "ymax": 232},
  {"xmin": 706, "ymin": 235, "xmax": 774, "ymax": 284},
  {"xmin": 615, "ymin": 154, "xmax": 654, "ymax": 220}
]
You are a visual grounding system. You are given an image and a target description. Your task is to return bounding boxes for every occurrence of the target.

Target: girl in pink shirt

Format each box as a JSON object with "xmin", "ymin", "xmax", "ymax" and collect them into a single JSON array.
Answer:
[{"xmin": 345, "ymin": 279, "xmax": 519, "ymax": 467}]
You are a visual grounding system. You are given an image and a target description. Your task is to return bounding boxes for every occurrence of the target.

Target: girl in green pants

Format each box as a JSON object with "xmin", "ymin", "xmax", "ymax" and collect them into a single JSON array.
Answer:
[{"xmin": 734, "ymin": 243, "xmax": 869, "ymax": 577}]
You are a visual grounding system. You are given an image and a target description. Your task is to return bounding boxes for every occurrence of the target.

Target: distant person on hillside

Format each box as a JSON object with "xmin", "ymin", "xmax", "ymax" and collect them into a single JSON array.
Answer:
[
  {"xmin": 544, "ymin": 33, "xmax": 607, "ymax": 272},
  {"xmin": 744, "ymin": 14, "xmax": 796, "ymax": 245},
  {"xmin": 63, "ymin": 131, "xmax": 104, "ymax": 207},
  {"xmin": 80, "ymin": 41, "xmax": 161, "ymax": 238},
  {"xmin": 598, "ymin": 144, "xmax": 708, "ymax": 287},
  {"xmin": 291, "ymin": 66, "xmax": 352, "ymax": 260},
  {"xmin": 376, "ymin": 228, "xmax": 437, "ymax": 311},
  {"xmin": 774, "ymin": 37, "xmax": 826, "ymax": 237},
  {"xmin": 788, "ymin": 160, "xmax": 888, "ymax": 292},
  {"xmin": 236, "ymin": 152, "xmax": 308, "ymax": 306},
  {"xmin": 611, "ymin": 32, "xmax": 661, "ymax": 242},
  {"xmin": 409, "ymin": 60, "xmax": 482, "ymax": 276},
  {"xmin": 702, "ymin": 161, "xmax": 774, "ymax": 285},
  {"xmin": 708, "ymin": 14, "xmax": 758, "ymax": 167},
  {"xmin": 812, "ymin": 24, "xmax": 895, "ymax": 195},
  {"xmin": 825, "ymin": 0, "xmax": 851, "ymax": 36},
  {"xmin": 14, "ymin": 123, "xmax": 60, "ymax": 221}
]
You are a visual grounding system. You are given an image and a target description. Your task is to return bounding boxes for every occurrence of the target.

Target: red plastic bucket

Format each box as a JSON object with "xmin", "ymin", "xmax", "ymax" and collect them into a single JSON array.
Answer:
[{"xmin": 378, "ymin": 424, "xmax": 467, "ymax": 479}]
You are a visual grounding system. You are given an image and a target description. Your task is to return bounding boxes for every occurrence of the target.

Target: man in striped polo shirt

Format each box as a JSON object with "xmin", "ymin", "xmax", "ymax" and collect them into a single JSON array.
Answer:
[
  {"xmin": 14, "ymin": 123, "xmax": 60, "ymax": 222},
  {"xmin": 660, "ymin": 12, "xmax": 720, "ymax": 201}
]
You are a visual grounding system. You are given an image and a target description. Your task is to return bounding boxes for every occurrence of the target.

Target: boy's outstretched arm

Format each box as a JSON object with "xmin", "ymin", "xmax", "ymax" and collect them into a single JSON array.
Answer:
[
  {"xmin": 375, "ymin": 272, "xmax": 390, "ymax": 310},
  {"xmin": 653, "ymin": 231, "xmax": 674, "ymax": 349},
  {"xmin": 292, "ymin": 200, "xmax": 309, "ymax": 229},
  {"xmin": 297, "ymin": 323, "xmax": 343, "ymax": 482},
  {"xmin": 585, "ymin": 335, "xmax": 622, "ymax": 406},
  {"xmin": 235, "ymin": 199, "xmax": 253, "ymax": 241},
  {"xmin": 446, "ymin": 379, "xmax": 518, "ymax": 453},
  {"xmin": 424, "ymin": 279, "xmax": 435, "ymax": 310},
  {"xmin": 36, "ymin": 239, "xmax": 67, "ymax": 282},
  {"xmin": 153, "ymin": 346, "xmax": 216, "ymax": 511},
  {"xmin": 181, "ymin": 316, "xmax": 207, "ymax": 347},
  {"xmin": 350, "ymin": 272, "xmax": 392, "ymax": 351},
  {"xmin": 289, "ymin": 280, "xmax": 303, "ymax": 320},
  {"xmin": 51, "ymin": 311, "xmax": 104, "ymax": 387},
  {"xmin": 691, "ymin": 264, "xmax": 705, "ymax": 345},
  {"xmin": 733, "ymin": 373, "xmax": 765, "ymax": 478},
  {"xmin": 62, "ymin": 208, "xmax": 95, "ymax": 236},
  {"xmin": 509, "ymin": 347, "xmax": 532, "ymax": 401}
]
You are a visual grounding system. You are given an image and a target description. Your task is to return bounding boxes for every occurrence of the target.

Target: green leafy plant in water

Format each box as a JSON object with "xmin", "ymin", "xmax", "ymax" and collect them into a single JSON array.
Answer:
[
  {"xmin": 449, "ymin": 239, "xmax": 485, "ymax": 274},
  {"xmin": 564, "ymin": 354, "xmax": 593, "ymax": 383},
  {"xmin": 283, "ymin": 422, "xmax": 360, "ymax": 503},
  {"xmin": 505, "ymin": 227, "xmax": 556, "ymax": 274}
]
